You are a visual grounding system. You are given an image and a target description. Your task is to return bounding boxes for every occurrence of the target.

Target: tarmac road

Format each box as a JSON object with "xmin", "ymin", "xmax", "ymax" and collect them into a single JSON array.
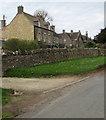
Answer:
[{"xmin": 31, "ymin": 70, "xmax": 104, "ymax": 118}]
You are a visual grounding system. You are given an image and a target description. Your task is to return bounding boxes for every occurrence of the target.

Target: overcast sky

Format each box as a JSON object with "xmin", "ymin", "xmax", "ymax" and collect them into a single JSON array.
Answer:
[{"xmin": 0, "ymin": 1, "xmax": 105, "ymax": 38}]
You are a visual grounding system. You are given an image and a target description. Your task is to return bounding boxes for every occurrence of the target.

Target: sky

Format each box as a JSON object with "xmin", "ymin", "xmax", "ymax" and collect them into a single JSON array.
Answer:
[{"xmin": 0, "ymin": 1, "xmax": 105, "ymax": 38}]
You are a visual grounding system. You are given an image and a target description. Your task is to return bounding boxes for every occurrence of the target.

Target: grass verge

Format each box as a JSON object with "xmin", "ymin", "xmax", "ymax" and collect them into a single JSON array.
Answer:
[
  {"xmin": 2, "ymin": 112, "xmax": 14, "ymax": 119},
  {"xmin": 0, "ymin": 88, "xmax": 12, "ymax": 105},
  {"xmin": 4, "ymin": 56, "xmax": 105, "ymax": 78},
  {"xmin": 0, "ymin": 88, "xmax": 14, "ymax": 118}
]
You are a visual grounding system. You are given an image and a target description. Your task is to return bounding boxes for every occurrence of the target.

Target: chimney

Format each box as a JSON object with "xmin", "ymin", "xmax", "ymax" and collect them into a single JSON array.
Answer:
[
  {"xmin": 86, "ymin": 31, "xmax": 88, "ymax": 37},
  {"xmin": 3, "ymin": 15, "xmax": 5, "ymax": 20},
  {"xmin": 17, "ymin": 5, "xmax": 24, "ymax": 14},
  {"xmin": 63, "ymin": 29, "xmax": 65, "ymax": 34},
  {"xmin": 0, "ymin": 15, "xmax": 6, "ymax": 29},
  {"xmin": 86, "ymin": 31, "xmax": 88, "ymax": 39},
  {"xmin": 71, "ymin": 30, "xmax": 73, "ymax": 33}
]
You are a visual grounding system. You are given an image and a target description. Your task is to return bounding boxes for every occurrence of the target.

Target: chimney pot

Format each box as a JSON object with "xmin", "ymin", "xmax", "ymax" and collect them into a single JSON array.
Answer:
[
  {"xmin": 71, "ymin": 30, "xmax": 73, "ymax": 33},
  {"xmin": 3, "ymin": 15, "xmax": 5, "ymax": 20},
  {"xmin": 17, "ymin": 5, "xmax": 24, "ymax": 14},
  {"xmin": 63, "ymin": 29, "xmax": 65, "ymax": 34},
  {"xmin": 86, "ymin": 31, "xmax": 88, "ymax": 40}
]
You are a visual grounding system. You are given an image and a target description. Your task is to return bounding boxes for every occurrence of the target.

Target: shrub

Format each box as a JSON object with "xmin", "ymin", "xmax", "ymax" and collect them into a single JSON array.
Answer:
[
  {"xmin": 2, "ymin": 112, "xmax": 14, "ymax": 118},
  {"xmin": 3, "ymin": 38, "xmax": 39, "ymax": 52},
  {"xmin": 84, "ymin": 41, "xmax": 97, "ymax": 48},
  {"xmin": 100, "ymin": 43, "xmax": 106, "ymax": 49}
]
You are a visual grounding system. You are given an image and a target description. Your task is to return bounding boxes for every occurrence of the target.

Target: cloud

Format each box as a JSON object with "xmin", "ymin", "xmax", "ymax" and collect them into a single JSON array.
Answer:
[{"xmin": 0, "ymin": 0, "xmax": 105, "ymax": 2}]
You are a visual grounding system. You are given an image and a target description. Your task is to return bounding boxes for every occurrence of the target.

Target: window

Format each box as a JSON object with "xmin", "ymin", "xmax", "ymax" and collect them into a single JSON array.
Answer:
[
  {"xmin": 70, "ymin": 44, "xmax": 72, "ymax": 47},
  {"xmin": 38, "ymin": 38, "xmax": 41, "ymax": 41},
  {"xmin": 44, "ymin": 24, "xmax": 50, "ymax": 29}
]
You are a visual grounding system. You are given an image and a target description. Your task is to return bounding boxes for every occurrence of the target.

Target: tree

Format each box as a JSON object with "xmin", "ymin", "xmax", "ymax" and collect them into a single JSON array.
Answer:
[
  {"xmin": 94, "ymin": 28, "xmax": 106, "ymax": 44},
  {"xmin": 34, "ymin": 10, "xmax": 53, "ymax": 23},
  {"xmin": 84, "ymin": 41, "xmax": 97, "ymax": 48}
]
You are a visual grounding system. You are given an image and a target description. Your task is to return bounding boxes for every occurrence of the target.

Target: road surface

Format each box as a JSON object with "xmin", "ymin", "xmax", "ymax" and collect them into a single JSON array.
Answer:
[
  {"xmin": 17, "ymin": 70, "xmax": 104, "ymax": 118},
  {"xmin": 33, "ymin": 71, "xmax": 104, "ymax": 118}
]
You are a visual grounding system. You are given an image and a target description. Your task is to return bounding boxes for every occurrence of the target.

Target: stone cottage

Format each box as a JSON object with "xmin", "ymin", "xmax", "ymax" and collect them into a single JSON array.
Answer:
[
  {"xmin": 0, "ymin": 5, "xmax": 90, "ymax": 48},
  {"xmin": 58, "ymin": 30, "xmax": 90, "ymax": 48}
]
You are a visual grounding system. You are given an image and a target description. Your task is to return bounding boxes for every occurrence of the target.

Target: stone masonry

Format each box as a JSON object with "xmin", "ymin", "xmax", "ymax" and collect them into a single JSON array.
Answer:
[{"xmin": 2, "ymin": 48, "xmax": 105, "ymax": 73}]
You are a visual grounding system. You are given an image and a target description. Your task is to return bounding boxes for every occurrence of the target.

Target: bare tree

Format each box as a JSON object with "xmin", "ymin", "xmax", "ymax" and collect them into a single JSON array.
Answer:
[{"xmin": 34, "ymin": 10, "xmax": 53, "ymax": 23}]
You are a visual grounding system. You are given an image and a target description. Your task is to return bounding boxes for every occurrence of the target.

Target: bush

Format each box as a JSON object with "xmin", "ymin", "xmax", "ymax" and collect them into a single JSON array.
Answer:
[
  {"xmin": 2, "ymin": 112, "xmax": 14, "ymax": 118},
  {"xmin": 100, "ymin": 43, "xmax": 106, "ymax": 49},
  {"xmin": 3, "ymin": 38, "xmax": 39, "ymax": 52},
  {"xmin": 84, "ymin": 41, "xmax": 97, "ymax": 48}
]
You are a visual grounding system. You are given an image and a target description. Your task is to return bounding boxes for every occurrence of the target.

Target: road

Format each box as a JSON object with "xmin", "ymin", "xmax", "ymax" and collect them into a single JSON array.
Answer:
[
  {"xmin": 16, "ymin": 70, "xmax": 104, "ymax": 118},
  {"xmin": 27, "ymin": 71, "xmax": 104, "ymax": 118}
]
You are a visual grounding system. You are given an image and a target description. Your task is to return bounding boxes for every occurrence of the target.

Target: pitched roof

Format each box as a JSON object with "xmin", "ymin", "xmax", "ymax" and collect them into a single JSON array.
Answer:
[
  {"xmin": 58, "ymin": 32, "xmax": 79, "ymax": 40},
  {"xmin": 53, "ymin": 32, "xmax": 61, "ymax": 38},
  {"xmin": 23, "ymin": 12, "xmax": 50, "ymax": 28},
  {"xmin": 81, "ymin": 35, "xmax": 91, "ymax": 42},
  {"xmin": 67, "ymin": 32, "xmax": 79, "ymax": 40},
  {"xmin": 23, "ymin": 12, "xmax": 39, "ymax": 25},
  {"xmin": 81, "ymin": 35, "xmax": 87, "ymax": 40}
]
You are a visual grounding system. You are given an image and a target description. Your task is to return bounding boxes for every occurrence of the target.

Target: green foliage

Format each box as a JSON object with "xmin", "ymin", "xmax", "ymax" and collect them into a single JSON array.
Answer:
[
  {"xmin": 2, "ymin": 112, "xmax": 14, "ymax": 118},
  {"xmin": 95, "ymin": 28, "xmax": 106, "ymax": 44},
  {"xmin": 3, "ymin": 38, "xmax": 39, "ymax": 52},
  {"xmin": 4, "ymin": 56, "xmax": 105, "ymax": 78},
  {"xmin": 0, "ymin": 88, "xmax": 12, "ymax": 105},
  {"xmin": 100, "ymin": 43, "xmax": 106, "ymax": 49},
  {"xmin": 84, "ymin": 41, "xmax": 97, "ymax": 48}
]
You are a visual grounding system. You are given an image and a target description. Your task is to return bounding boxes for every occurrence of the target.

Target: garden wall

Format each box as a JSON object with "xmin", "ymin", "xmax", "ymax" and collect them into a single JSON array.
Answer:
[{"xmin": 2, "ymin": 48, "xmax": 105, "ymax": 73}]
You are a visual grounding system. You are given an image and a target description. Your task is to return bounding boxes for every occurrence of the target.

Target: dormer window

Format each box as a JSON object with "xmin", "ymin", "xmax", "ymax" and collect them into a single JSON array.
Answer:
[
  {"xmin": 34, "ymin": 21, "xmax": 40, "ymax": 27},
  {"xmin": 44, "ymin": 24, "xmax": 49, "ymax": 29}
]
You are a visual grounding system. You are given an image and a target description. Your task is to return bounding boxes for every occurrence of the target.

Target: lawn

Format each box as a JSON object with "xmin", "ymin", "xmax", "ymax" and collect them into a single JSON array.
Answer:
[{"xmin": 4, "ymin": 56, "xmax": 105, "ymax": 78}]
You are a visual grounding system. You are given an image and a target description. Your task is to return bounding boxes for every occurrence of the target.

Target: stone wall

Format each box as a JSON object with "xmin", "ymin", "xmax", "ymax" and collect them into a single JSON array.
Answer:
[{"xmin": 2, "ymin": 48, "xmax": 105, "ymax": 73}]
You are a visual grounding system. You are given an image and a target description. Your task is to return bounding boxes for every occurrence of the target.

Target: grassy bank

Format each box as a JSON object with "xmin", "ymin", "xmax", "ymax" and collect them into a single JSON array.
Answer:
[{"xmin": 4, "ymin": 56, "xmax": 105, "ymax": 78}]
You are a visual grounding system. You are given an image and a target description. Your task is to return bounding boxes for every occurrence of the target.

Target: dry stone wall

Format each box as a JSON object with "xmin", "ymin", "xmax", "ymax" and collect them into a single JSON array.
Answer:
[{"xmin": 2, "ymin": 48, "xmax": 105, "ymax": 73}]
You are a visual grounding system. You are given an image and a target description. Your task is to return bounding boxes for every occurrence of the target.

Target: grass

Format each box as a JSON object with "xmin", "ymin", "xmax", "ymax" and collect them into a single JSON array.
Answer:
[
  {"xmin": 4, "ymin": 56, "xmax": 105, "ymax": 78},
  {"xmin": 2, "ymin": 112, "xmax": 14, "ymax": 119},
  {"xmin": 0, "ymin": 88, "xmax": 14, "ymax": 119},
  {"xmin": 0, "ymin": 88, "xmax": 12, "ymax": 105}
]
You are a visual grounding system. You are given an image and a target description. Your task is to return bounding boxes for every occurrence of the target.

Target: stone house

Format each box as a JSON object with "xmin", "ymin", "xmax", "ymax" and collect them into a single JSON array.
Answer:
[
  {"xmin": 0, "ymin": 6, "xmax": 56, "ymax": 48},
  {"xmin": 58, "ymin": 30, "xmax": 89, "ymax": 48},
  {"xmin": 0, "ymin": 5, "xmax": 90, "ymax": 48}
]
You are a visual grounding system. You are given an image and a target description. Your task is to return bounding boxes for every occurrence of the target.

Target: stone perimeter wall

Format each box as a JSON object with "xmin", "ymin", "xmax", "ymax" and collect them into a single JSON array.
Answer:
[{"xmin": 2, "ymin": 48, "xmax": 105, "ymax": 73}]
